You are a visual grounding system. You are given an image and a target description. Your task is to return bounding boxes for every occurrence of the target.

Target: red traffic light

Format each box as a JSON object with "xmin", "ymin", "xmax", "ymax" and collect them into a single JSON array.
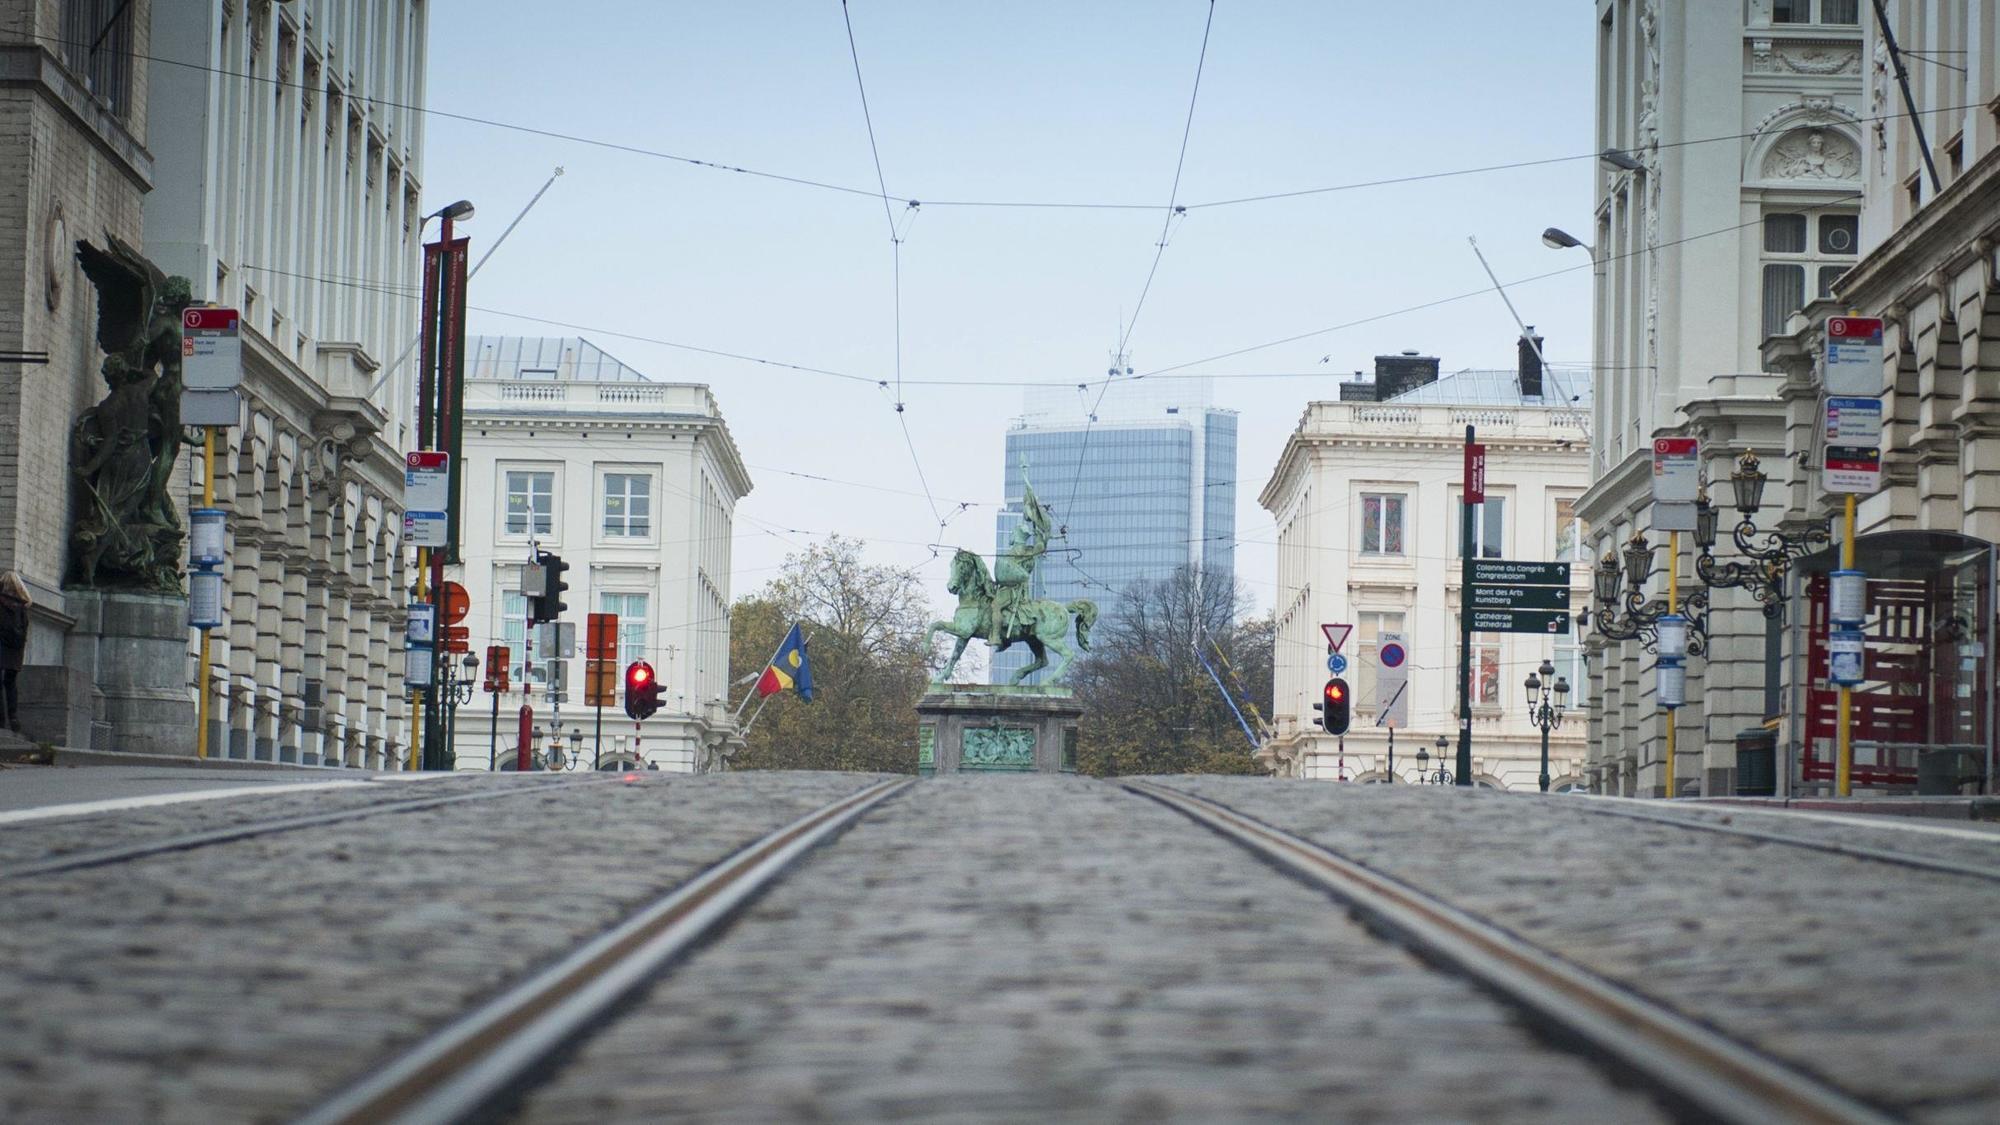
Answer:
[
  {"xmin": 1321, "ymin": 677, "xmax": 1352, "ymax": 735},
  {"xmin": 624, "ymin": 660, "xmax": 662, "ymax": 721}
]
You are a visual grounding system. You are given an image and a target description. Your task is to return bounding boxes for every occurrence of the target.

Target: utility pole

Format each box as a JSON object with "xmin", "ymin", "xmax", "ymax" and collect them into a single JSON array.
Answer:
[{"xmin": 1458, "ymin": 426, "xmax": 1480, "ymax": 786}]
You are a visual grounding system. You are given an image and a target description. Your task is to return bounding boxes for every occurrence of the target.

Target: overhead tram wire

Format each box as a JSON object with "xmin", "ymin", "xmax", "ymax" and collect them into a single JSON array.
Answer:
[
  {"xmin": 839, "ymin": 0, "xmax": 946, "ymax": 549},
  {"xmin": 1058, "ymin": 0, "xmax": 1217, "ymax": 543},
  {"xmin": 32, "ymin": 32, "xmax": 1996, "ymax": 214}
]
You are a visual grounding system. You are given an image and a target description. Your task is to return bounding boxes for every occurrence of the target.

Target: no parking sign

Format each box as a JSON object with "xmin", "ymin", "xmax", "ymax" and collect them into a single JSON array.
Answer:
[{"xmin": 1375, "ymin": 634, "xmax": 1410, "ymax": 728}]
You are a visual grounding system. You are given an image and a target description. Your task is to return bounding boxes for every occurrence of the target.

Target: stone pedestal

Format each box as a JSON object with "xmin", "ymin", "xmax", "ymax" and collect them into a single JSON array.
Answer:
[
  {"xmin": 63, "ymin": 590, "xmax": 197, "ymax": 757},
  {"xmin": 917, "ymin": 686, "xmax": 1083, "ymax": 776}
]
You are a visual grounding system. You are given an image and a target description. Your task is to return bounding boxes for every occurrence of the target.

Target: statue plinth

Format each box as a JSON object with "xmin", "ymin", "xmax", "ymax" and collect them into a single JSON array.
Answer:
[
  {"xmin": 63, "ymin": 589, "xmax": 196, "ymax": 757},
  {"xmin": 916, "ymin": 685, "xmax": 1082, "ymax": 776}
]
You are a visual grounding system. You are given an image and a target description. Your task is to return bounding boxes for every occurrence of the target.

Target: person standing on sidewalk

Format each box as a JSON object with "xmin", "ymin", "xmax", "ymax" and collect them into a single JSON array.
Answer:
[{"xmin": 0, "ymin": 572, "xmax": 29, "ymax": 732}]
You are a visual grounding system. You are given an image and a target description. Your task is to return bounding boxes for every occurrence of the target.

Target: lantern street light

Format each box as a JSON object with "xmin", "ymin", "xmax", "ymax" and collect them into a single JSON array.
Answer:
[
  {"xmin": 1692, "ymin": 451, "xmax": 1831, "ymax": 618},
  {"xmin": 1525, "ymin": 658, "xmax": 1570, "ymax": 793},
  {"xmin": 1585, "ymin": 533, "xmax": 1708, "ymax": 654},
  {"xmin": 1415, "ymin": 735, "xmax": 1454, "ymax": 785}
]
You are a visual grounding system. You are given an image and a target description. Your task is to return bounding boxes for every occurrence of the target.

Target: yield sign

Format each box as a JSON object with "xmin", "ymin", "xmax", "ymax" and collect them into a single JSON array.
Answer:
[{"xmin": 1321, "ymin": 623, "xmax": 1353, "ymax": 653}]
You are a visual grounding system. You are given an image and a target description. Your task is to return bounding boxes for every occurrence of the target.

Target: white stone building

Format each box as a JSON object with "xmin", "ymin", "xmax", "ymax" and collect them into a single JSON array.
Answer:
[
  {"xmin": 139, "ymin": 0, "xmax": 429, "ymax": 768},
  {"xmin": 1575, "ymin": 0, "xmax": 1868, "ymax": 796},
  {"xmin": 1261, "ymin": 356, "xmax": 1593, "ymax": 788},
  {"xmin": 446, "ymin": 337, "xmax": 751, "ymax": 773}
]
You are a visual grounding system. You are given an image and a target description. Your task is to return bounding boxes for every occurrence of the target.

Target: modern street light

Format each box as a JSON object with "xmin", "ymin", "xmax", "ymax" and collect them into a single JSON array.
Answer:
[
  {"xmin": 1525, "ymin": 659, "xmax": 1570, "ymax": 793},
  {"xmin": 1540, "ymin": 227, "xmax": 1593, "ymax": 254},
  {"xmin": 1600, "ymin": 148, "xmax": 1645, "ymax": 172}
]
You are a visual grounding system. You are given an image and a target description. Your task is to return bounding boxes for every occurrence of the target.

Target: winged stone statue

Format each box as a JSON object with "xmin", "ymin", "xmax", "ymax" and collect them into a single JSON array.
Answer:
[{"xmin": 69, "ymin": 236, "xmax": 195, "ymax": 592}]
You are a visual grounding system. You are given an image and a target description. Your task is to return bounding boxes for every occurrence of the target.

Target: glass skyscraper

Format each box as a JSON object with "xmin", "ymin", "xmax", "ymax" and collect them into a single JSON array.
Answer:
[{"xmin": 991, "ymin": 377, "xmax": 1237, "ymax": 684}]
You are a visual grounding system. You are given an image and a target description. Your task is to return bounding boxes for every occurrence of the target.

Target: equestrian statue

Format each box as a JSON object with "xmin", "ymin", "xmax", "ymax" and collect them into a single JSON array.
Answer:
[{"xmin": 928, "ymin": 472, "xmax": 1097, "ymax": 685}]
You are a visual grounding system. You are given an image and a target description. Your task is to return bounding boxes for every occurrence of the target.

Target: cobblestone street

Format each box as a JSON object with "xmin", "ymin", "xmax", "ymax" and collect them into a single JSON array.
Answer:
[{"xmin": 2, "ymin": 771, "xmax": 1995, "ymax": 1123}]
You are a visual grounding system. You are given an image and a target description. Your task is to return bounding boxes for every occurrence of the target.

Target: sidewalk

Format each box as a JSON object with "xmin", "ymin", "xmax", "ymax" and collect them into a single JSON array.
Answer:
[{"xmin": 1692, "ymin": 795, "xmax": 2000, "ymax": 822}]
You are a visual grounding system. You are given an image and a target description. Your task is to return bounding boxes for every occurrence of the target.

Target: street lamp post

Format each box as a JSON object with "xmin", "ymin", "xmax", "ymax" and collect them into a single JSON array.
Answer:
[
  {"xmin": 440, "ymin": 652, "xmax": 478, "ymax": 769},
  {"xmin": 1525, "ymin": 658, "xmax": 1570, "ymax": 793},
  {"xmin": 1416, "ymin": 735, "xmax": 1454, "ymax": 785},
  {"xmin": 1693, "ymin": 450, "xmax": 1831, "ymax": 611}
]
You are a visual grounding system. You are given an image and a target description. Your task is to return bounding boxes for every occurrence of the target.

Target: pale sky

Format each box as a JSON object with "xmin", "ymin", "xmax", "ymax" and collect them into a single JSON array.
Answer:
[{"xmin": 424, "ymin": 1, "xmax": 1597, "ymax": 620}]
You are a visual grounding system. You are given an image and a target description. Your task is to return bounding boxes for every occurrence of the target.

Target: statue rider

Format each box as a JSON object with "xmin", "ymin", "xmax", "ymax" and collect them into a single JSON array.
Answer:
[{"xmin": 990, "ymin": 471, "xmax": 1052, "ymax": 649}]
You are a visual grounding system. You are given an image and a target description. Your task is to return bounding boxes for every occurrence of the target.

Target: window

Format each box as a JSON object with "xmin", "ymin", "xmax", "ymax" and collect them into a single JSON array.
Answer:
[
  {"xmin": 504, "ymin": 470, "xmax": 555, "ymax": 536},
  {"xmin": 61, "ymin": 0, "xmax": 135, "ymax": 118},
  {"xmin": 1356, "ymin": 612, "xmax": 1406, "ymax": 713},
  {"xmin": 602, "ymin": 473, "xmax": 652, "ymax": 538},
  {"xmin": 1457, "ymin": 496, "xmax": 1506, "ymax": 559},
  {"xmin": 1821, "ymin": 0, "xmax": 1859, "ymax": 23},
  {"xmin": 501, "ymin": 591, "xmax": 557, "ymax": 690},
  {"xmin": 1772, "ymin": 0, "xmax": 1807, "ymax": 21},
  {"xmin": 1554, "ymin": 498, "xmax": 1586, "ymax": 564},
  {"xmin": 1554, "ymin": 643, "xmax": 1589, "ymax": 710},
  {"xmin": 1360, "ymin": 493, "xmax": 1405, "ymax": 555},
  {"xmin": 1761, "ymin": 210, "xmax": 1858, "ymax": 338},
  {"xmin": 1454, "ymin": 616, "xmax": 1502, "ymax": 707},
  {"xmin": 598, "ymin": 592, "xmax": 650, "ymax": 667},
  {"xmin": 1773, "ymin": 0, "xmax": 1856, "ymax": 22}
]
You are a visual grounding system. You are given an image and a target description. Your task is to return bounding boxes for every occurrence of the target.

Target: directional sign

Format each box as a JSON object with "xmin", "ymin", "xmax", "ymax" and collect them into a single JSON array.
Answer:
[
  {"xmin": 1468, "ymin": 584, "xmax": 1572, "ymax": 611},
  {"xmin": 1375, "ymin": 633, "xmax": 1410, "ymax": 729},
  {"xmin": 1825, "ymin": 316, "xmax": 1884, "ymax": 396},
  {"xmin": 1469, "ymin": 608, "xmax": 1572, "ymax": 635},
  {"xmin": 1468, "ymin": 559, "xmax": 1570, "ymax": 587}
]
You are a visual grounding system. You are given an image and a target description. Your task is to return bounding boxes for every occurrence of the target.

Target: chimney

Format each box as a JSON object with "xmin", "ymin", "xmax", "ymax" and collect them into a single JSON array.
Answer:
[
  {"xmin": 1517, "ymin": 328, "xmax": 1545, "ymax": 400},
  {"xmin": 1372, "ymin": 351, "xmax": 1441, "ymax": 400},
  {"xmin": 1337, "ymin": 370, "xmax": 1377, "ymax": 402}
]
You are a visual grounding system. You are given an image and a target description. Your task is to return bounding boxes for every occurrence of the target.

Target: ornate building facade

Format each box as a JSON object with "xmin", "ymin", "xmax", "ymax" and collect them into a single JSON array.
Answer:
[
  {"xmin": 1577, "ymin": 0, "xmax": 1867, "ymax": 796},
  {"xmin": 449, "ymin": 337, "xmax": 752, "ymax": 773},
  {"xmin": 0, "ymin": 0, "xmax": 155, "ymax": 706},
  {"xmin": 1262, "ymin": 357, "xmax": 1593, "ymax": 788},
  {"xmin": 147, "ymin": 0, "xmax": 428, "ymax": 766}
]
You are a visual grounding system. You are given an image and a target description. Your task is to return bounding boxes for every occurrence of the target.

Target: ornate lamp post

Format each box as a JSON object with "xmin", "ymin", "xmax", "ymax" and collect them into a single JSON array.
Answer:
[
  {"xmin": 1415, "ymin": 735, "xmax": 1454, "ymax": 785},
  {"xmin": 1584, "ymin": 533, "xmax": 1708, "ymax": 653},
  {"xmin": 1692, "ymin": 450, "xmax": 1830, "ymax": 615},
  {"xmin": 438, "ymin": 652, "xmax": 478, "ymax": 769},
  {"xmin": 545, "ymin": 724, "xmax": 585, "ymax": 771},
  {"xmin": 1525, "ymin": 659, "xmax": 1570, "ymax": 793}
]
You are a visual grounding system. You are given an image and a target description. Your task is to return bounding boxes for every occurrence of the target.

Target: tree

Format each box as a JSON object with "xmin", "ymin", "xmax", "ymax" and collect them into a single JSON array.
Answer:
[
  {"xmin": 1069, "ymin": 566, "xmax": 1271, "ymax": 777},
  {"xmin": 727, "ymin": 536, "xmax": 929, "ymax": 773}
]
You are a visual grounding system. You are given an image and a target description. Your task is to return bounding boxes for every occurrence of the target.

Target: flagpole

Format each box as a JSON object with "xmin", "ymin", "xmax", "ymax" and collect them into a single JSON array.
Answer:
[{"xmin": 734, "ymin": 625, "xmax": 812, "ymax": 718}]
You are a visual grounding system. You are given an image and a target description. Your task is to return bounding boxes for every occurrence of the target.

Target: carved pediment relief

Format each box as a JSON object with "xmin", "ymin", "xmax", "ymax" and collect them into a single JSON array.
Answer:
[
  {"xmin": 1749, "ymin": 38, "xmax": 1861, "ymax": 76},
  {"xmin": 1761, "ymin": 128, "xmax": 1859, "ymax": 181}
]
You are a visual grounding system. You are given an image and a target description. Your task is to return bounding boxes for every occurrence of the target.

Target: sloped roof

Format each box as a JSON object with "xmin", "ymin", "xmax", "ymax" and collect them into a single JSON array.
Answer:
[
  {"xmin": 1385, "ymin": 365, "xmax": 1592, "ymax": 408},
  {"xmin": 466, "ymin": 336, "xmax": 652, "ymax": 382}
]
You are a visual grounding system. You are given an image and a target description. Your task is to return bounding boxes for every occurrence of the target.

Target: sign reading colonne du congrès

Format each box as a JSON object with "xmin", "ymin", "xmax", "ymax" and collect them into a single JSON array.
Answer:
[{"xmin": 1466, "ymin": 559, "xmax": 1572, "ymax": 635}]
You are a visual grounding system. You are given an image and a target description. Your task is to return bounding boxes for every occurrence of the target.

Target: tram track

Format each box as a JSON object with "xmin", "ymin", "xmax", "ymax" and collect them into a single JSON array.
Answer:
[
  {"xmin": 293, "ymin": 776, "xmax": 914, "ymax": 1125},
  {"xmin": 1123, "ymin": 779, "xmax": 1899, "ymax": 1125},
  {"xmin": 0, "ymin": 776, "xmax": 616, "ymax": 881},
  {"xmin": 1553, "ymin": 796, "xmax": 2000, "ymax": 884}
]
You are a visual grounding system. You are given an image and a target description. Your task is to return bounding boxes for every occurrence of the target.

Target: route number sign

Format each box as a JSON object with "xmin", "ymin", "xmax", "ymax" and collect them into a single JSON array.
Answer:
[
  {"xmin": 182, "ymin": 308, "xmax": 242, "ymax": 390},
  {"xmin": 1652, "ymin": 437, "xmax": 1699, "ymax": 503},
  {"xmin": 1825, "ymin": 316, "xmax": 1884, "ymax": 396},
  {"xmin": 404, "ymin": 451, "xmax": 450, "ymax": 548}
]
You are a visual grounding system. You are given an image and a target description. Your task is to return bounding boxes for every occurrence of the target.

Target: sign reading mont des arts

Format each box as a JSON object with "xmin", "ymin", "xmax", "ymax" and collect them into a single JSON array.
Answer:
[{"xmin": 1466, "ymin": 559, "xmax": 1572, "ymax": 635}]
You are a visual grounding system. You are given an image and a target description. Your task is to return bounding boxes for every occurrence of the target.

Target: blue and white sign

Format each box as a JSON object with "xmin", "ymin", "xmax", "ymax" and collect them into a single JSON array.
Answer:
[
  {"xmin": 1828, "ymin": 628, "xmax": 1866, "ymax": 687},
  {"xmin": 1327, "ymin": 653, "xmax": 1348, "ymax": 674}
]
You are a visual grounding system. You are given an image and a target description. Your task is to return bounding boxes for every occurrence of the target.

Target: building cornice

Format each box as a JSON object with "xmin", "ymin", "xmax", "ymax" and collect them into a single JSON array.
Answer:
[
  {"xmin": 0, "ymin": 44, "xmax": 153, "ymax": 189},
  {"xmin": 1576, "ymin": 446, "xmax": 1652, "ymax": 527},
  {"xmin": 1838, "ymin": 147, "xmax": 2000, "ymax": 310}
]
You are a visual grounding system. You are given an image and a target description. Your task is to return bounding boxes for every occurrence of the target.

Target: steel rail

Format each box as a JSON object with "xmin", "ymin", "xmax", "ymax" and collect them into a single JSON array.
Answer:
[
  {"xmin": 295, "ymin": 776, "xmax": 914, "ymax": 1125},
  {"xmin": 1555, "ymin": 797, "xmax": 2000, "ymax": 885},
  {"xmin": 1123, "ymin": 780, "xmax": 1897, "ymax": 1125},
  {"xmin": 2, "ymin": 778, "xmax": 613, "ymax": 881}
]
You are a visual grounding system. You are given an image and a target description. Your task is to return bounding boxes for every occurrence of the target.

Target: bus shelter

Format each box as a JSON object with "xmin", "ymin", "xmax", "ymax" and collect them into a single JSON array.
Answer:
[{"xmin": 1793, "ymin": 531, "xmax": 1995, "ymax": 795}]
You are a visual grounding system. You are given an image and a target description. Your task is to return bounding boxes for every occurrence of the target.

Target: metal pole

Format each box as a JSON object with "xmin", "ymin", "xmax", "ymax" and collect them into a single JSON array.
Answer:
[
  {"xmin": 1387, "ymin": 726, "xmax": 1394, "ymax": 783},
  {"xmin": 1666, "ymin": 530, "xmax": 1679, "ymax": 798},
  {"xmin": 593, "ymin": 700, "xmax": 604, "ymax": 771},
  {"xmin": 196, "ymin": 427, "xmax": 216, "ymax": 759},
  {"xmin": 1869, "ymin": 0, "xmax": 1944, "ymax": 195},
  {"xmin": 1539, "ymin": 711, "xmax": 1551, "ymax": 794},
  {"xmin": 1837, "ymin": 495, "xmax": 1857, "ymax": 796},
  {"xmin": 489, "ymin": 687, "xmax": 500, "ymax": 771},
  {"xmin": 1458, "ymin": 425, "xmax": 1476, "ymax": 786}
]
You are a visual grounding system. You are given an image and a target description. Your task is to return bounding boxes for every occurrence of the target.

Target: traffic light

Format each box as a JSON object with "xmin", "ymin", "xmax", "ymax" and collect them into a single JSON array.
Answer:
[
  {"xmin": 1321, "ymin": 678, "xmax": 1351, "ymax": 735},
  {"xmin": 624, "ymin": 660, "xmax": 662, "ymax": 720},
  {"xmin": 529, "ymin": 550, "xmax": 570, "ymax": 625}
]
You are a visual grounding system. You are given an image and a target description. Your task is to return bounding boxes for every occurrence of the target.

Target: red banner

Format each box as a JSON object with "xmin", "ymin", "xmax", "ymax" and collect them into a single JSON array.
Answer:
[{"xmin": 1464, "ymin": 441, "xmax": 1486, "ymax": 503}]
